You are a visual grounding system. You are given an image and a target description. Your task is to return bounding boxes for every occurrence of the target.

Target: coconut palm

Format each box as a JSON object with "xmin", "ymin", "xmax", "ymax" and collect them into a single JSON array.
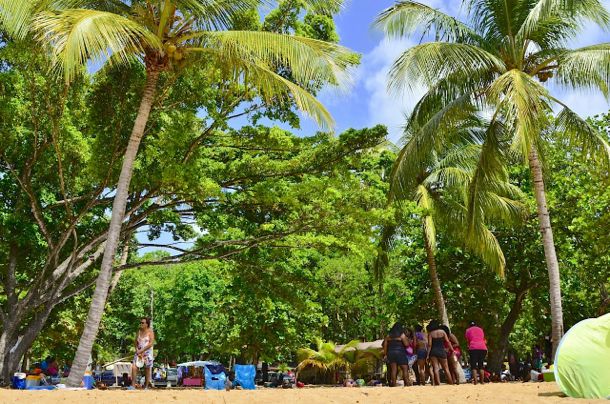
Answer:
[
  {"xmin": 1, "ymin": 0, "xmax": 354, "ymax": 385},
  {"xmin": 296, "ymin": 338, "xmax": 378, "ymax": 384},
  {"xmin": 375, "ymin": 0, "xmax": 610, "ymax": 353},
  {"xmin": 378, "ymin": 117, "xmax": 524, "ymax": 326}
]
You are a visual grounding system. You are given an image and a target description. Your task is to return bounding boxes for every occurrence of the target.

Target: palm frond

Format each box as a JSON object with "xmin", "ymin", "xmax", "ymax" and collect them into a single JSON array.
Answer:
[
  {"xmin": 0, "ymin": 0, "xmax": 38, "ymax": 38},
  {"xmin": 388, "ymin": 41, "xmax": 505, "ymax": 95},
  {"xmin": 296, "ymin": 358, "xmax": 328, "ymax": 372},
  {"xmin": 554, "ymin": 103, "xmax": 610, "ymax": 166},
  {"xmin": 466, "ymin": 118, "xmax": 508, "ymax": 232},
  {"xmin": 372, "ymin": 223, "xmax": 397, "ymax": 285},
  {"xmin": 191, "ymin": 47, "xmax": 334, "ymax": 128},
  {"xmin": 0, "ymin": 0, "xmax": 127, "ymax": 38},
  {"xmin": 554, "ymin": 43, "xmax": 610, "ymax": 97},
  {"xmin": 390, "ymin": 95, "xmax": 479, "ymax": 200},
  {"xmin": 299, "ymin": 0, "xmax": 344, "ymax": 15},
  {"xmin": 374, "ymin": 1, "xmax": 480, "ymax": 43},
  {"xmin": 467, "ymin": 222, "xmax": 506, "ymax": 276},
  {"xmin": 517, "ymin": 0, "xmax": 610, "ymax": 43},
  {"xmin": 176, "ymin": 0, "xmax": 260, "ymax": 31},
  {"xmin": 338, "ymin": 339, "xmax": 361, "ymax": 354},
  {"xmin": 186, "ymin": 30, "xmax": 353, "ymax": 88},
  {"xmin": 34, "ymin": 9, "xmax": 161, "ymax": 82},
  {"xmin": 486, "ymin": 69, "xmax": 552, "ymax": 160}
]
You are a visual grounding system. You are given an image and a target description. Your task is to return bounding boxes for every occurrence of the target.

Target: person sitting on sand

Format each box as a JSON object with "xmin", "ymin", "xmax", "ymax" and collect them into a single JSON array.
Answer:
[
  {"xmin": 500, "ymin": 364, "xmax": 511, "ymax": 382},
  {"xmin": 383, "ymin": 322, "xmax": 412, "ymax": 387},
  {"xmin": 427, "ymin": 320, "xmax": 454, "ymax": 386}
]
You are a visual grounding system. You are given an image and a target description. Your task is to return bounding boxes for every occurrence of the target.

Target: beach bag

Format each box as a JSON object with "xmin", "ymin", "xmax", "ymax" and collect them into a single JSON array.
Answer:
[
  {"xmin": 234, "ymin": 364, "xmax": 256, "ymax": 390},
  {"xmin": 554, "ymin": 313, "xmax": 610, "ymax": 399}
]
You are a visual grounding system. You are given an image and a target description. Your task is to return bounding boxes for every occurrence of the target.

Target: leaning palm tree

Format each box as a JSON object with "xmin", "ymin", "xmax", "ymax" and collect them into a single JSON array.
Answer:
[
  {"xmin": 375, "ymin": 0, "xmax": 610, "ymax": 354},
  {"xmin": 1, "ymin": 0, "xmax": 353, "ymax": 385},
  {"xmin": 380, "ymin": 116, "xmax": 524, "ymax": 326}
]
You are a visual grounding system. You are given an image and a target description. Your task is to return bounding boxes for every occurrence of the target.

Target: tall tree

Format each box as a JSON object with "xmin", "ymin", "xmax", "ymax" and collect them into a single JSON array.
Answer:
[
  {"xmin": 385, "ymin": 127, "xmax": 523, "ymax": 326},
  {"xmin": 375, "ymin": 0, "xmax": 610, "ymax": 353},
  {"xmin": 1, "ymin": 0, "xmax": 354, "ymax": 385}
]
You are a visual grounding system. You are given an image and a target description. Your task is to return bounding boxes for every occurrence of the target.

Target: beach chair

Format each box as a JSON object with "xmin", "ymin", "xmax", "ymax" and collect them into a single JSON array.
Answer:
[{"xmin": 234, "ymin": 364, "xmax": 256, "ymax": 390}]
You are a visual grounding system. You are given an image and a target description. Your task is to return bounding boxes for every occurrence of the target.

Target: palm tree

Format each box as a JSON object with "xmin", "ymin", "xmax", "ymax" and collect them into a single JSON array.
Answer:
[
  {"xmin": 375, "ymin": 0, "xmax": 610, "ymax": 354},
  {"xmin": 379, "ymin": 118, "xmax": 524, "ymax": 326},
  {"xmin": 296, "ymin": 338, "xmax": 378, "ymax": 384},
  {"xmin": 1, "ymin": 0, "xmax": 353, "ymax": 385}
]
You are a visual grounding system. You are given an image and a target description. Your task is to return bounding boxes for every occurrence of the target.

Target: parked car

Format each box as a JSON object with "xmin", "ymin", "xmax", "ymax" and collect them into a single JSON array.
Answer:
[{"xmin": 153, "ymin": 368, "xmax": 178, "ymax": 387}]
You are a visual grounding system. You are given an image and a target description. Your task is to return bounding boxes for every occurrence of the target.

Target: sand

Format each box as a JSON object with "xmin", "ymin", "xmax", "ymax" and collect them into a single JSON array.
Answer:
[{"xmin": 0, "ymin": 383, "xmax": 605, "ymax": 403}]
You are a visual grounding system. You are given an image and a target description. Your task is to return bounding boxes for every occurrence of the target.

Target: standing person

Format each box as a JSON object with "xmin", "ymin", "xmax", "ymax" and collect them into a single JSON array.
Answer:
[
  {"xmin": 414, "ymin": 324, "xmax": 428, "ymax": 385},
  {"xmin": 465, "ymin": 321, "xmax": 487, "ymax": 385},
  {"xmin": 427, "ymin": 321, "xmax": 454, "ymax": 385},
  {"xmin": 383, "ymin": 323, "xmax": 411, "ymax": 387},
  {"xmin": 132, "ymin": 317, "xmax": 155, "ymax": 388},
  {"xmin": 441, "ymin": 325, "xmax": 461, "ymax": 385},
  {"xmin": 533, "ymin": 344, "xmax": 543, "ymax": 371},
  {"xmin": 404, "ymin": 328, "xmax": 418, "ymax": 378}
]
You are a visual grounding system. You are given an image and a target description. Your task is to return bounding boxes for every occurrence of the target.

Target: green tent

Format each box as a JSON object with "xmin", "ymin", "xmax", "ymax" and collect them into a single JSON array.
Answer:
[{"xmin": 554, "ymin": 313, "xmax": 610, "ymax": 399}]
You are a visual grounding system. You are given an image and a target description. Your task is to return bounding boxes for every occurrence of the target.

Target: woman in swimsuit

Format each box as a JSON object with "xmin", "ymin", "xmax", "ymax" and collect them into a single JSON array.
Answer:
[
  {"xmin": 132, "ymin": 317, "xmax": 155, "ymax": 388},
  {"xmin": 441, "ymin": 325, "xmax": 461, "ymax": 385},
  {"xmin": 426, "ymin": 321, "xmax": 454, "ymax": 385},
  {"xmin": 383, "ymin": 323, "xmax": 412, "ymax": 387},
  {"xmin": 414, "ymin": 324, "xmax": 428, "ymax": 385}
]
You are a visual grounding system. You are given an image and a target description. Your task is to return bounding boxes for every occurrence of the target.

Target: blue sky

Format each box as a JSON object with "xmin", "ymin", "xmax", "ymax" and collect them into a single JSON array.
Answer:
[{"xmin": 295, "ymin": 0, "xmax": 610, "ymax": 143}]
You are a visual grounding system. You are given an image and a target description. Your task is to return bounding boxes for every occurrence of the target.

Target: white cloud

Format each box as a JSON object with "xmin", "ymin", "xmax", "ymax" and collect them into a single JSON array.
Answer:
[
  {"xmin": 551, "ymin": 87, "xmax": 610, "ymax": 118},
  {"xmin": 360, "ymin": 37, "xmax": 425, "ymax": 144},
  {"xmin": 356, "ymin": 1, "xmax": 473, "ymax": 144},
  {"xmin": 358, "ymin": 0, "xmax": 610, "ymax": 143},
  {"xmin": 558, "ymin": 0, "xmax": 610, "ymax": 117}
]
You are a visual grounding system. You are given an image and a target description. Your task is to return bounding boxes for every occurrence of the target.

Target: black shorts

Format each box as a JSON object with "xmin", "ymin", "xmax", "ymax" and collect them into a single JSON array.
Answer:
[
  {"xmin": 469, "ymin": 349, "xmax": 487, "ymax": 370},
  {"xmin": 429, "ymin": 348, "xmax": 447, "ymax": 359},
  {"xmin": 387, "ymin": 350, "xmax": 409, "ymax": 365}
]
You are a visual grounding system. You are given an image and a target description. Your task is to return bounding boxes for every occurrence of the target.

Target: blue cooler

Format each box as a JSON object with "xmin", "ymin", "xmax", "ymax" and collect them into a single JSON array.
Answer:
[{"xmin": 12, "ymin": 372, "xmax": 26, "ymax": 389}]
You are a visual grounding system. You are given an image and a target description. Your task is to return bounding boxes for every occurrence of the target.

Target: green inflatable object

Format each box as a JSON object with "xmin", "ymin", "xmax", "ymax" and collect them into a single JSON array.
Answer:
[{"xmin": 554, "ymin": 313, "xmax": 610, "ymax": 399}]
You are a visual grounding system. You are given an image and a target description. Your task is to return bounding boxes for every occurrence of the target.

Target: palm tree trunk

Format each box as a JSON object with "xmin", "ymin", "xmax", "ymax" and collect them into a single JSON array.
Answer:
[
  {"xmin": 66, "ymin": 67, "xmax": 160, "ymax": 387},
  {"xmin": 528, "ymin": 149, "xmax": 564, "ymax": 356},
  {"xmin": 423, "ymin": 228, "xmax": 449, "ymax": 326},
  {"xmin": 109, "ymin": 240, "xmax": 131, "ymax": 295}
]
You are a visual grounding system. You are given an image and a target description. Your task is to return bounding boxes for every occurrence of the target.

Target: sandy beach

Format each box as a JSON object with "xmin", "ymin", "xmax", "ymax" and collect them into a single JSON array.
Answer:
[{"xmin": 0, "ymin": 383, "xmax": 604, "ymax": 404}]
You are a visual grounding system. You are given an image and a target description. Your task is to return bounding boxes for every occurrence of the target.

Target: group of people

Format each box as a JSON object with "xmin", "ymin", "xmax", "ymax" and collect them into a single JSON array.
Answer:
[
  {"xmin": 383, "ymin": 320, "xmax": 488, "ymax": 386},
  {"xmin": 30, "ymin": 356, "xmax": 64, "ymax": 378}
]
